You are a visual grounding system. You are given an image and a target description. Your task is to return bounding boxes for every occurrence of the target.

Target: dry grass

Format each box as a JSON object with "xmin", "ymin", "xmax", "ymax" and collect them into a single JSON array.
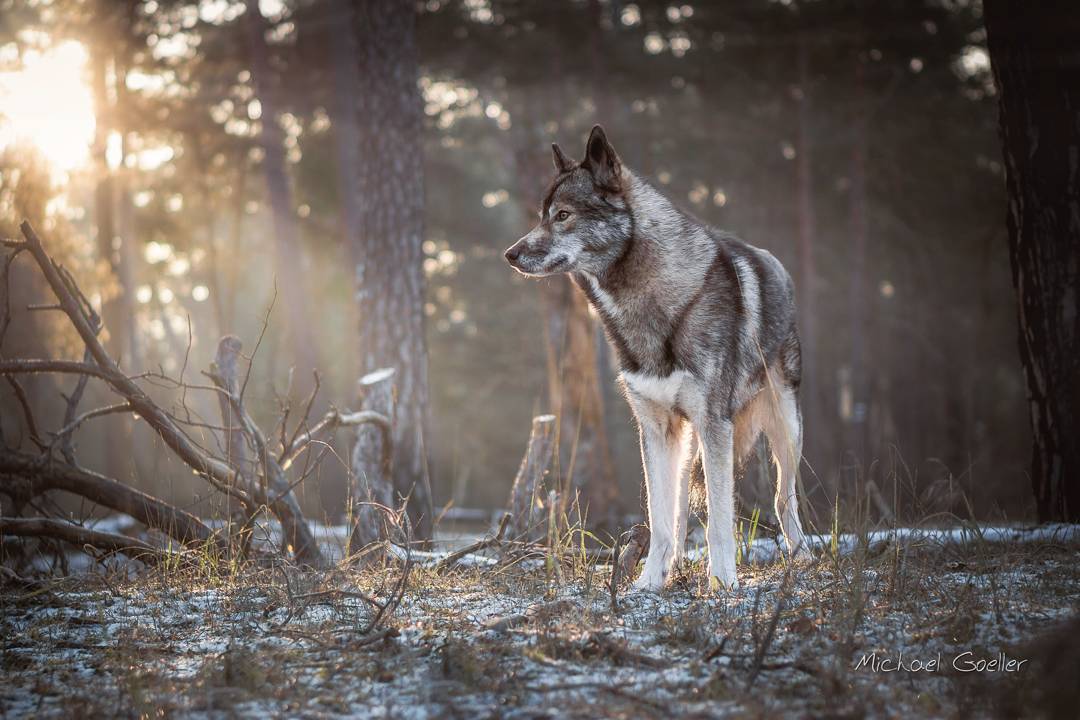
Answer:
[{"xmin": 2, "ymin": 530, "xmax": 1079, "ymax": 719}]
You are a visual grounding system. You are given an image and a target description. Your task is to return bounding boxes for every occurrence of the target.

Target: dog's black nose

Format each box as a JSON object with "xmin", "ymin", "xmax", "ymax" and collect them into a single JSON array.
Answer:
[{"xmin": 504, "ymin": 246, "xmax": 521, "ymax": 263}]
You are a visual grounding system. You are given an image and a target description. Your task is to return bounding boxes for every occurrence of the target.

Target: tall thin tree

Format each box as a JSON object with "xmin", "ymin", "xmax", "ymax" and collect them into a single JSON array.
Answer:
[
  {"xmin": 348, "ymin": 0, "xmax": 434, "ymax": 540},
  {"xmin": 984, "ymin": 1, "xmax": 1080, "ymax": 522}
]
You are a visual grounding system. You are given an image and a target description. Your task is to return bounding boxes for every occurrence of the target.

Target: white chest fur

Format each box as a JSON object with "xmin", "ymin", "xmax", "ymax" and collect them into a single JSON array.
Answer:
[
  {"xmin": 621, "ymin": 369, "xmax": 710, "ymax": 426},
  {"xmin": 622, "ymin": 369, "xmax": 689, "ymax": 408}
]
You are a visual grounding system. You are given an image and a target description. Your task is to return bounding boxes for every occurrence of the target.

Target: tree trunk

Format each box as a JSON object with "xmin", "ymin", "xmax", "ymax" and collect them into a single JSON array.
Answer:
[
  {"xmin": 984, "ymin": 2, "xmax": 1080, "ymax": 522},
  {"xmin": 794, "ymin": 31, "xmax": 822, "ymax": 484},
  {"xmin": 244, "ymin": 0, "xmax": 319, "ymax": 387},
  {"xmin": 846, "ymin": 44, "xmax": 870, "ymax": 476},
  {"xmin": 349, "ymin": 0, "xmax": 433, "ymax": 540}
]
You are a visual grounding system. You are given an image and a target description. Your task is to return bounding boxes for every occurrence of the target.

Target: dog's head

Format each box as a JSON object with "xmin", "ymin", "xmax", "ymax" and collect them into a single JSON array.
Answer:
[{"xmin": 505, "ymin": 125, "xmax": 632, "ymax": 277}]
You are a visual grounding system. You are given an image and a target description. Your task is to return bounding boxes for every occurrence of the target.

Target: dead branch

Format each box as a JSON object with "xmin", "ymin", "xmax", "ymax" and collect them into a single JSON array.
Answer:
[
  {"xmin": 205, "ymin": 335, "xmax": 326, "ymax": 568},
  {"xmin": 3, "ymin": 375, "xmax": 45, "ymax": 449},
  {"xmin": 0, "ymin": 517, "xmax": 171, "ymax": 564},
  {"xmin": 0, "ymin": 359, "xmax": 113, "ymax": 380},
  {"xmin": 58, "ymin": 347, "xmax": 96, "ymax": 463},
  {"xmin": 50, "ymin": 402, "xmax": 133, "ymax": 453},
  {"xmin": 279, "ymin": 408, "xmax": 390, "ymax": 471},
  {"xmin": 16, "ymin": 221, "xmax": 326, "ymax": 568}
]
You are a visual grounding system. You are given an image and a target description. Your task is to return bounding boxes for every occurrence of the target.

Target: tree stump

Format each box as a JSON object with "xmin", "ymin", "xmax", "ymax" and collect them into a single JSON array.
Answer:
[
  {"xmin": 212, "ymin": 335, "xmax": 254, "ymax": 552},
  {"xmin": 507, "ymin": 414, "xmax": 557, "ymax": 542},
  {"xmin": 348, "ymin": 368, "xmax": 397, "ymax": 560}
]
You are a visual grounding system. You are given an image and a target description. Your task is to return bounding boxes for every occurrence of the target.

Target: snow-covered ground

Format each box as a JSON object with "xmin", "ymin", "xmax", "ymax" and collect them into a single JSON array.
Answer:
[{"xmin": 2, "ymin": 523, "xmax": 1078, "ymax": 718}]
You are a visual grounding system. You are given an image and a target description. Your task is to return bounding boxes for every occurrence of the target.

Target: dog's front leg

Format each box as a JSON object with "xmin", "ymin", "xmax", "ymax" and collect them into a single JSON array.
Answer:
[
  {"xmin": 700, "ymin": 417, "xmax": 739, "ymax": 591},
  {"xmin": 672, "ymin": 429, "xmax": 697, "ymax": 565},
  {"xmin": 632, "ymin": 413, "xmax": 684, "ymax": 591}
]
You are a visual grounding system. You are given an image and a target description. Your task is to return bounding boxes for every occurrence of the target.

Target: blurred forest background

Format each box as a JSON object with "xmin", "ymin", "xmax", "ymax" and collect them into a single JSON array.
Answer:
[{"xmin": 0, "ymin": 0, "xmax": 1028, "ymax": 535}]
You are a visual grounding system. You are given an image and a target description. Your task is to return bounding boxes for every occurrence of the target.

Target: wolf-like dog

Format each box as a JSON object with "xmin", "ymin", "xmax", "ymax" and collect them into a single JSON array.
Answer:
[{"xmin": 504, "ymin": 126, "xmax": 809, "ymax": 591}]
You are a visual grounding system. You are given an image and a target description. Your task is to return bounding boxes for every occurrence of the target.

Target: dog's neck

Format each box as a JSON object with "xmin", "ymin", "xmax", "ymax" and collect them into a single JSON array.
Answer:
[
  {"xmin": 572, "ymin": 170, "xmax": 726, "ymax": 375},
  {"xmin": 590, "ymin": 171, "xmax": 717, "ymax": 301}
]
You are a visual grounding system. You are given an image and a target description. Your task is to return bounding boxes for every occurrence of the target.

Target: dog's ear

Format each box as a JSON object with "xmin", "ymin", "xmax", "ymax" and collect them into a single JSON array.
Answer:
[
  {"xmin": 582, "ymin": 125, "xmax": 622, "ymax": 191},
  {"xmin": 551, "ymin": 143, "xmax": 573, "ymax": 173}
]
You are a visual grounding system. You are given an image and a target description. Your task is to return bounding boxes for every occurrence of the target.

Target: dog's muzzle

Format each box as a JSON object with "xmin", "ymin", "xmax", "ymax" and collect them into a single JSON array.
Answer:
[{"xmin": 504, "ymin": 242, "xmax": 524, "ymax": 266}]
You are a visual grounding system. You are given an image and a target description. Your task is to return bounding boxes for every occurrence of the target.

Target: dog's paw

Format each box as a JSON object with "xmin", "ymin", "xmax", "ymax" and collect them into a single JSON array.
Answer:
[
  {"xmin": 707, "ymin": 562, "xmax": 739, "ymax": 593},
  {"xmin": 630, "ymin": 564, "xmax": 668, "ymax": 593},
  {"xmin": 783, "ymin": 539, "xmax": 813, "ymax": 562},
  {"xmin": 708, "ymin": 574, "xmax": 740, "ymax": 593}
]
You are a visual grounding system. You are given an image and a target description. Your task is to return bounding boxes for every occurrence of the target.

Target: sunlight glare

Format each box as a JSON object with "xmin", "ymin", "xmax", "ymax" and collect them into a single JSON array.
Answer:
[{"xmin": 0, "ymin": 41, "xmax": 95, "ymax": 174}]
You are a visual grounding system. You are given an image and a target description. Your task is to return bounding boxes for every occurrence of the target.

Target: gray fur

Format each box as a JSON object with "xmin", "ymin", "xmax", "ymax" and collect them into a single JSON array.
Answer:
[{"xmin": 505, "ymin": 126, "xmax": 808, "ymax": 591}]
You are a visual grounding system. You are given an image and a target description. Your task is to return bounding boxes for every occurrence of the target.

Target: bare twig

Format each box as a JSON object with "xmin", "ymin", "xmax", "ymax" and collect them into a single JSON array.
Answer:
[
  {"xmin": 436, "ymin": 512, "xmax": 512, "ymax": 570},
  {"xmin": 50, "ymin": 402, "xmax": 134, "ymax": 453},
  {"xmin": 4, "ymin": 375, "xmax": 46, "ymax": 449}
]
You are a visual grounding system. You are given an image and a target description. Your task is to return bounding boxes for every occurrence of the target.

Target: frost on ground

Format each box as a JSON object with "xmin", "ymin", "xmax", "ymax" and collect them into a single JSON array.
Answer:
[{"xmin": 2, "ymin": 525, "xmax": 1079, "ymax": 719}]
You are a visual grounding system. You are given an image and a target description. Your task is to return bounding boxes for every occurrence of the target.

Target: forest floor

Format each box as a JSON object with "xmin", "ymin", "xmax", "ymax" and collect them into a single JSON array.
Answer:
[{"xmin": 2, "ymin": 523, "xmax": 1079, "ymax": 719}]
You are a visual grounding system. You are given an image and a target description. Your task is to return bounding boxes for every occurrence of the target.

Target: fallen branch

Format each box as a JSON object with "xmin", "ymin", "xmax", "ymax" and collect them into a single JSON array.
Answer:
[
  {"xmin": 0, "ymin": 359, "xmax": 113, "ymax": 381},
  {"xmin": 0, "ymin": 446, "xmax": 227, "ymax": 552},
  {"xmin": 0, "ymin": 517, "xmax": 171, "ymax": 564}
]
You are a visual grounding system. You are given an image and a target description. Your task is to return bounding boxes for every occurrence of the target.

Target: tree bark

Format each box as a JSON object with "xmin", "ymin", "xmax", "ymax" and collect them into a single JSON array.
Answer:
[
  {"xmin": 207, "ymin": 334, "xmax": 326, "ymax": 567},
  {"xmin": 845, "ymin": 43, "xmax": 870, "ymax": 475},
  {"xmin": 212, "ymin": 336, "xmax": 255, "ymax": 552},
  {"xmin": 349, "ymin": 0, "xmax": 433, "ymax": 540},
  {"xmin": 88, "ymin": 28, "xmax": 135, "ymax": 487},
  {"xmin": 984, "ymin": 2, "xmax": 1080, "ymax": 522}
]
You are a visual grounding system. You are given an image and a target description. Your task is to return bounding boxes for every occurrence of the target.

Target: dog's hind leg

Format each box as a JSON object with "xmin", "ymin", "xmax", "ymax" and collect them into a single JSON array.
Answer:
[
  {"xmin": 699, "ymin": 417, "xmax": 739, "ymax": 591},
  {"xmin": 764, "ymin": 383, "xmax": 809, "ymax": 558},
  {"xmin": 632, "ymin": 412, "xmax": 686, "ymax": 591}
]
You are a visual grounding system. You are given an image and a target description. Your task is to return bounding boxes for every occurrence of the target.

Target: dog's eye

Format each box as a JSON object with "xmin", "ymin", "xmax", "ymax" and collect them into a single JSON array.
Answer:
[{"xmin": 555, "ymin": 210, "xmax": 571, "ymax": 222}]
